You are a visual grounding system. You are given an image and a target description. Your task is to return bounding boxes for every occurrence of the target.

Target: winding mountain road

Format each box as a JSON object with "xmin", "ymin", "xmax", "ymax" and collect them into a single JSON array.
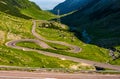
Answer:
[
  {"xmin": 32, "ymin": 21, "xmax": 81, "ymax": 53},
  {"xmin": 5, "ymin": 20, "xmax": 120, "ymax": 71}
]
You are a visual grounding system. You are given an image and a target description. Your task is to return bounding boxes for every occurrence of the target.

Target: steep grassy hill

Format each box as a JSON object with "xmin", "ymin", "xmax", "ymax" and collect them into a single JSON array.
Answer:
[
  {"xmin": 0, "ymin": 0, "xmax": 120, "ymax": 70},
  {"xmin": 35, "ymin": 21, "xmax": 120, "ymax": 65},
  {"xmin": 0, "ymin": 12, "xmax": 85, "ymax": 69},
  {"xmin": 0, "ymin": 0, "xmax": 56, "ymax": 20},
  {"xmin": 0, "ymin": 0, "xmax": 83, "ymax": 70},
  {"xmin": 61, "ymin": 0, "xmax": 120, "ymax": 48}
]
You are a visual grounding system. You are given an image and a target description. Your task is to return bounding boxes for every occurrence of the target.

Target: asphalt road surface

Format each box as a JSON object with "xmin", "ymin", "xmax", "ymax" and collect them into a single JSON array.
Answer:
[{"xmin": 0, "ymin": 71, "xmax": 120, "ymax": 79}]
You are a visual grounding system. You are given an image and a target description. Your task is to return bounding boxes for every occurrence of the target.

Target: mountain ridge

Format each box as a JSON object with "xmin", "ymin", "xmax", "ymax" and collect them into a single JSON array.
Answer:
[
  {"xmin": 52, "ymin": 0, "xmax": 98, "ymax": 15},
  {"xmin": 58, "ymin": 0, "xmax": 120, "ymax": 48}
]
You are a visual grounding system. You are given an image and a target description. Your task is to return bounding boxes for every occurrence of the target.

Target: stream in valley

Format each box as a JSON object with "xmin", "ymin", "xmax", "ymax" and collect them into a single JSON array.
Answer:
[
  {"xmin": 70, "ymin": 26, "xmax": 91, "ymax": 43},
  {"xmin": 82, "ymin": 29, "xmax": 91, "ymax": 43}
]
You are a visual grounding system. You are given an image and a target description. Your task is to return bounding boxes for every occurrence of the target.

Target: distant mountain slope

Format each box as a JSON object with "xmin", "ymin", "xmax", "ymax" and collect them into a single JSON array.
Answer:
[
  {"xmin": 0, "ymin": 0, "xmax": 55, "ymax": 20},
  {"xmin": 52, "ymin": 0, "xmax": 96, "ymax": 15},
  {"xmin": 61, "ymin": 0, "xmax": 120, "ymax": 47},
  {"xmin": 0, "ymin": 0, "xmax": 32, "ymax": 19}
]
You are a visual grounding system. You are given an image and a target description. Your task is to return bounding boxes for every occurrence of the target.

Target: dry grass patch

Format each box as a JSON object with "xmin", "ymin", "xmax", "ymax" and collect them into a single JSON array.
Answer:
[
  {"xmin": 7, "ymin": 32, "xmax": 21, "ymax": 40},
  {"xmin": 70, "ymin": 63, "xmax": 95, "ymax": 70}
]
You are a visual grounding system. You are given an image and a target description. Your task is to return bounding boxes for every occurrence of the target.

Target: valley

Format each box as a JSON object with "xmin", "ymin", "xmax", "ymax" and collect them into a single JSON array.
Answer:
[
  {"xmin": 5, "ymin": 20, "xmax": 120, "ymax": 70},
  {"xmin": 0, "ymin": 0, "xmax": 120, "ymax": 75},
  {"xmin": 60, "ymin": 0, "xmax": 120, "ymax": 49}
]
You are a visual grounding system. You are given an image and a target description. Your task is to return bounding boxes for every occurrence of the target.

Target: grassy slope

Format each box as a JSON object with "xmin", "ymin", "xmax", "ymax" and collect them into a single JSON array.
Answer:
[
  {"xmin": 0, "ymin": 0, "xmax": 56, "ymax": 20},
  {"xmin": 0, "ymin": 0, "xmax": 119, "ymax": 69},
  {"xmin": 59, "ymin": 1, "xmax": 120, "ymax": 66},
  {"xmin": 36, "ymin": 22, "xmax": 107, "ymax": 62},
  {"xmin": 0, "ymin": 0, "xmax": 81, "ymax": 69},
  {"xmin": 0, "ymin": 12, "xmax": 33, "ymax": 40},
  {"xmin": 16, "ymin": 41, "xmax": 95, "ymax": 70},
  {"xmin": 35, "ymin": 21, "xmax": 120, "ymax": 65},
  {"xmin": 87, "ymin": 12, "xmax": 120, "ymax": 47},
  {"xmin": 60, "ymin": 1, "xmax": 120, "ymax": 48},
  {"xmin": 0, "ymin": 46, "xmax": 79, "ymax": 68},
  {"xmin": 16, "ymin": 41, "xmax": 70, "ymax": 51},
  {"xmin": 21, "ymin": 7, "xmax": 56, "ymax": 20},
  {"xmin": 0, "ymin": 0, "xmax": 31, "ymax": 19},
  {"xmin": 0, "ymin": 12, "xmax": 82, "ymax": 69}
]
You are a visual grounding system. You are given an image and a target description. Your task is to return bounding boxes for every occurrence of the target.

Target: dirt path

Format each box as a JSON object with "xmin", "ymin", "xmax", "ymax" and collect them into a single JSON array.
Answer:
[{"xmin": 5, "ymin": 20, "xmax": 120, "ymax": 71}]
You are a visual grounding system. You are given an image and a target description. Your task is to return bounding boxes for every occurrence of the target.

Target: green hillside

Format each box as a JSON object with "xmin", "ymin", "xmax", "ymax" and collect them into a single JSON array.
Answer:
[
  {"xmin": 21, "ymin": 7, "xmax": 55, "ymax": 20},
  {"xmin": 0, "ymin": 12, "xmax": 83, "ymax": 69},
  {"xmin": 0, "ymin": 0, "xmax": 120, "ymax": 71},
  {"xmin": 35, "ymin": 21, "xmax": 120, "ymax": 65},
  {"xmin": 0, "ymin": 0, "xmax": 77, "ymax": 69},
  {"xmin": 0, "ymin": 0, "xmax": 93, "ymax": 69},
  {"xmin": 0, "ymin": 0, "xmax": 56, "ymax": 20},
  {"xmin": 61, "ymin": 1, "xmax": 120, "ymax": 48}
]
